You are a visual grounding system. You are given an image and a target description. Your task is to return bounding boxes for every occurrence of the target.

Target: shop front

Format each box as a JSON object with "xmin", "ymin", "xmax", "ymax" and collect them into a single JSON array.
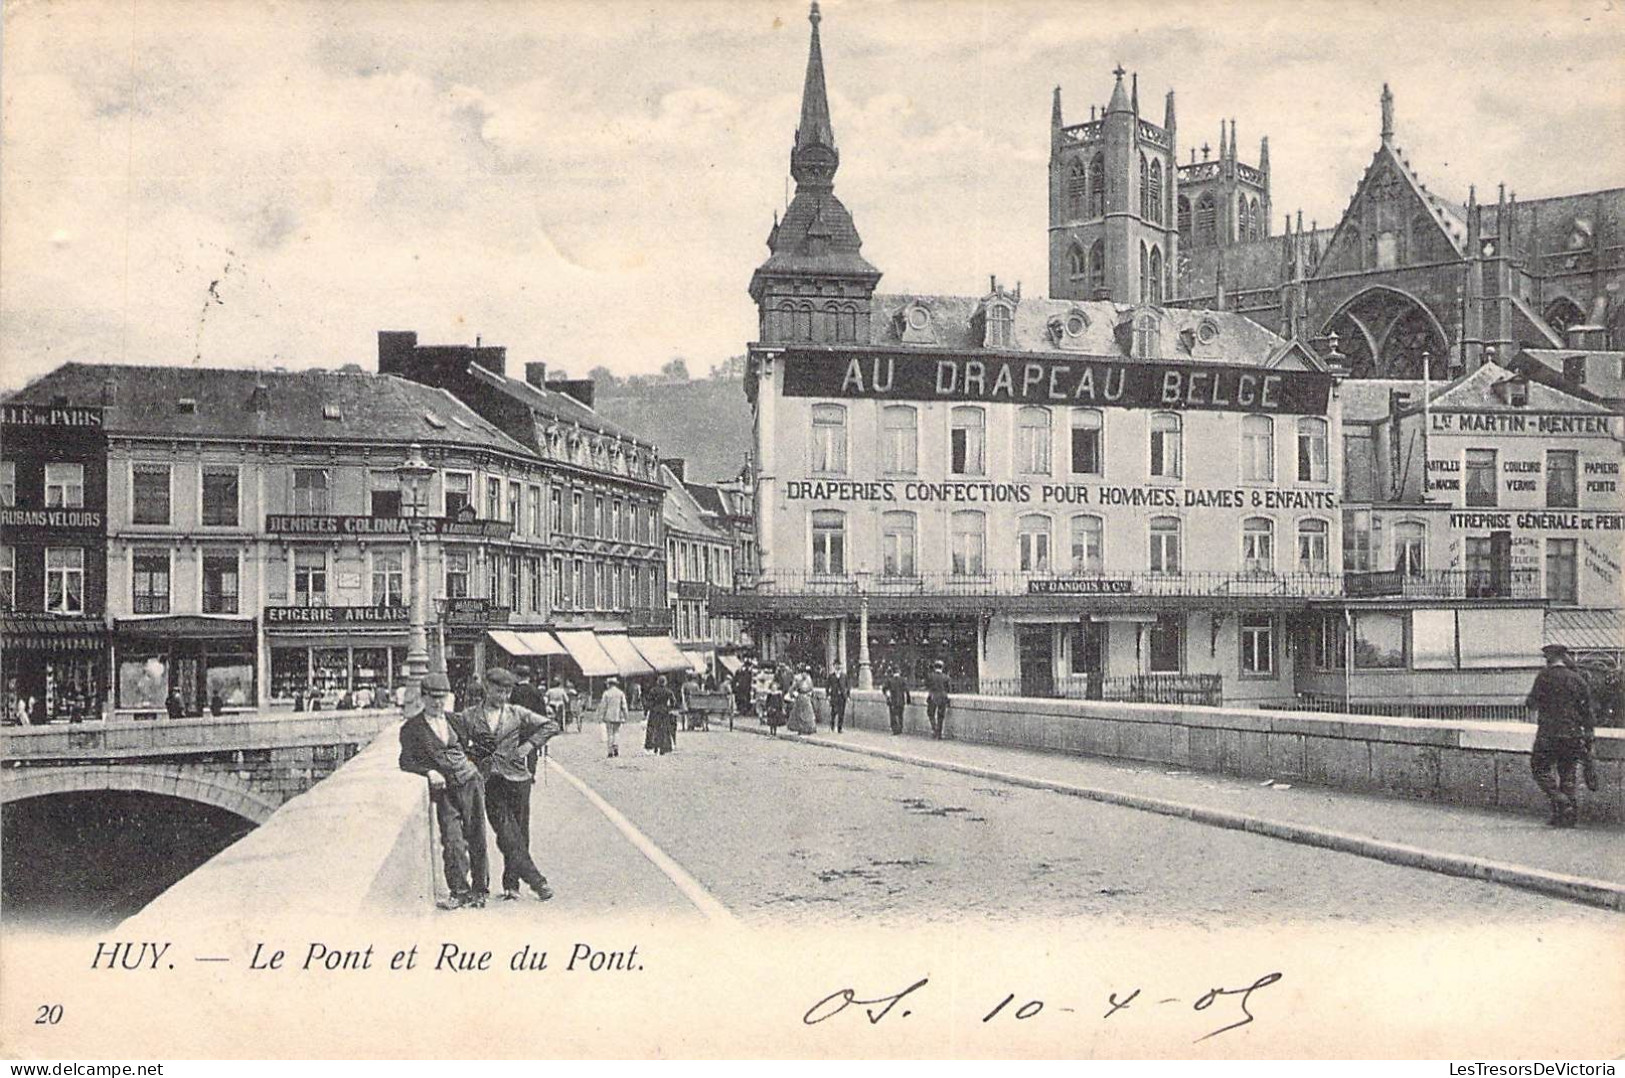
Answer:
[
  {"xmin": 440, "ymin": 597, "xmax": 508, "ymax": 695},
  {"xmin": 264, "ymin": 605, "xmax": 409, "ymax": 709},
  {"xmin": 844, "ymin": 615, "xmax": 980, "ymax": 690},
  {"xmin": 1, "ymin": 615, "xmax": 109, "ymax": 724},
  {"xmin": 114, "ymin": 615, "xmax": 257, "ymax": 718}
]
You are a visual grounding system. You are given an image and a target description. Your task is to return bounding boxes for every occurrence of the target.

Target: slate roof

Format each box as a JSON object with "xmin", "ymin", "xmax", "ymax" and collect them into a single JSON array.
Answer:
[
  {"xmin": 1182, "ymin": 237, "xmax": 1286, "ymax": 297},
  {"xmin": 463, "ymin": 362, "xmax": 648, "ymax": 447},
  {"xmin": 661, "ymin": 465, "xmax": 729, "ymax": 541},
  {"xmin": 1519, "ymin": 349, "xmax": 1625, "ymax": 405},
  {"xmin": 4, "ymin": 362, "xmax": 532, "ymax": 455},
  {"xmin": 1420, "ymin": 362, "xmax": 1613, "ymax": 414},
  {"xmin": 866, "ymin": 293, "xmax": 1288, "ymax": 366},
  {"xmin": 1545, "ymin": 609, "xmax": 1625, "ymax": 653}
]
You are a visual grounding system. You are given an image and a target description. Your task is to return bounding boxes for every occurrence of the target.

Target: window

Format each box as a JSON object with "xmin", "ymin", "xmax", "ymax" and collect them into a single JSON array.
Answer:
[
  {"xmin": 595, "ymin": 494, "xmax": 606, "ymax": 537},
  {"xmin": 1177, "ymin": 196, "xmax": 1191, "ymax": 241},
  {"xmin": 486, "ymin": 477, "xmax": 502, "ymax": 520},
  {"xmin": 549, "ymin": 488, "xmax": 563, "ymax": 532},
  {"xmin": 1148, "ymin": 246, "xmax": 1163, "ymax": 303},
  {"xmin": 1242, "ymin": 517, "xmax": 1274, "ymax": 573},
  {"xmin": 1195, "ymin": 193, "xmax": 1216, "ymax": 247},
  {"xmin": 0, "ymin": 462, "xmax": 13, "ymax": 507},
  {"xmin": 1088, "ymin": 239, "xmax": 1105, "ymax": 295},
  {"xmin": 1465, "ymin": 450, "xmax": 1497, "ymax": 507},
  {"xmin": 1148, "ymin": 160, "xmax": 1163, "ymax": 224},
  {"xmin": 1352, "ymin": 611, "xmax": 1405, "ymax": 669},
  {"xmin": 1240, "ymin": 416, "xmax": 1274, "ymax": 482},
  {"xmin": 986, "ymin": 304, "xmax": 1013, "ymax": 348},
  {"xmin": 372, "ymin": 551, "xmax": 405, "ymax": 606},
  {"xmin": 1546, "ymin": 538, "xmax": 1577, "ymax": 605},
  {"xmin": 507, "ymin": 482, "xmax": 521, "ymax": 526},
  {"xmin": 1067, "ymin": 161, "xmax": 1085, "ymax": 216},
  {"xmin": 811, "ymin": 404, "xmax": 847, "ymax": 474},
  {"xmin": 882, "ymin": 406, "xmax": 917, "ymax": 474},
  {"xmin": 0, "ymin": 545, "xmax": 11, "ymax": 610},
  {"xmin": 1240, "ymin": 615, "xmax": 1275, "ymax": 676},
  {"xmin": 1139, "ymin": 154, "xmax": 1150, "ymax": 218},
  {"xmin": 1139, "ymin": 242, "xmax": 1149, "ymax": 303},
  {"xmin": 1133, "ymin": 315, "xmax": 1159, "ymax": 358},
  {"xmin": 368, "ymin": 470, "xmax": 401, "ymax": 519},
  {"xmin": 133, "ymin": 464, "xmax": 172, "ymax": 524},
  {"xmin": 1019, "ymin": 514, "xmax": 1051, "ymax": 573},
  {"xmin": 951, "ymin": 511, "xmax": 986, "ymax": 576},
  {"xmin": 1297, "ymin": 519, "xmax": 1330, "ymax": 573},
  {"xmin": 440, "ymin": 550, "xmax": 468, "ymax": 600},
  {"xmin": 1147, "ymin": 614, "xmax": 1182, "ymax": 673},
  {"xmin": 1150, "ymin": 413, "xmax": 1182, "ymax": 478},
  {"xmin": 1149, "ymin": 516, "xmax": 1181, "ymax": 573},
  {"xmin": 950, "ymin": 407, "xmax": 985, "ymax": 476},
  {"xmin": 1070, "ymin": 409, "xmax": 1103, "ymax": 474},
  {"xmin": 202, "ymin": 550, "xmax": 239, "ymax": 614},
  {"xmin": 878, "ymin": 510, "xmax": 917, "ymax": 578},
  {"xmin": 131, "ymin": 549, "xmax": 169, "ymax": 614},
  {"xmin": 291, "ymin": 467, "xmax": 328, "ymax": 515},
  {"xmin": 1070, "ymin": 515, "xmax": 1103, "ymax": 574},
  {"xmin": 46, "ymin": 547, "xmax": 86, "ymax": 614},
  {"xmin": 1297, "ymin": 418, "xmax": 1329, "ymax": 483},
  {"xmin": 45, "ymin": 463, "xmax": 85, "ymax": 509},
  {"xmin": 293, "ymin": 550, "xmax": 327, "ymax": 607},
  {"xmin": 1547, "ymin": 451, "xmax": 1578, "ymax": 509},
  {"xmin": 444, "ymin": 472, "xmax": 473, "ymax": 516},
  {"xmin": 529, "ymin": 486, "xmax": 543, "ymax": 536},
  {"xmin": 611, "ymin": 497, "xmax": 624, "ymax": 540},
  {"xmin": 1393, "ymin": 522, "xmax": 1425, "ymax": 576},
  {"xmin": 572, "ymin": 491, "xmax": 583, "ymax": 534},
  {"xmin": 552, "ymin": 558, "xmax": 566, "ymax": 608},
  {"xmin": 1017, "ymin": 407, "xmax": 1052, "ymax": 474},
  {"xmin": 1067, "ymin": 245, "xmax": 1086, "ymax": 279},
  {"xmin": 811, "ymin": 511, "xmax": 845, "ymax": 575},
  {"xmin": 1412, "ymin": 609, "xmax": 1458, "ymax": 670},
  {"xmin": 1088, "ymin": 154, "xmax": 1105, "ymax": 216},
  {"xmin": 1312, "ymin": 613, "xmax": 1346, "ymax": 670}
]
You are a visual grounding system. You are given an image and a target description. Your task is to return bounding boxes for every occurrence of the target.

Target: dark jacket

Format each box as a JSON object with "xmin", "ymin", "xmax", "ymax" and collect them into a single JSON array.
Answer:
[
  {"xmin": 1527, "ymin": 663, "xmax": 1595, "ymax": 741},
  {"xmin": 882, "ymin": 675, "xmax": 910, "ymax": 709},
  {"xmin": 646, "ymin": 686, "xmax": 676, "ymax": 714},
  {"xmin": 398, "ymin": 713, "xmax": 481, "ymax": 785},
  {"xmin": 454, "ymin": 702, "xmax": 560, "ymax": 783},
  {"xmin": 925, "ymin": 670, "xmax": 951, "ymax": 703},
  {"xmin": 828, "ymin": 674, "xmax": 850, "ymax": 705}
]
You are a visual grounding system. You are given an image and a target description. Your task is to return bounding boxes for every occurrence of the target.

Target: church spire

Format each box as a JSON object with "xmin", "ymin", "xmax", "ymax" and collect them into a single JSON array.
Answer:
[
  {"xmin": 1106, "ymin": 65, "xmax": 1131, "ymax": 113},
  {"xmin": 792, "ymin": 1, "xmax": 838, "ymax": 189},
  {"xmin": 1380, "ymin": 82, "xmax": 1394, "ymax": 144}
]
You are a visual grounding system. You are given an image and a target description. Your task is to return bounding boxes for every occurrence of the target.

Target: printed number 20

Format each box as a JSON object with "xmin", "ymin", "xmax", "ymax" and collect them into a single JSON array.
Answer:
[{"xmin": 35, "ymin": 1004, "xmax": 63, "ymax": 1025}]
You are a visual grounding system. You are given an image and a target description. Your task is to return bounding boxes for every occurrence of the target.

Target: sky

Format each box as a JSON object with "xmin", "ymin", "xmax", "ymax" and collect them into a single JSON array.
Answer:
[{"xmin": 1, "ymin": 0, "xmax": 1622, "ymax": 392}]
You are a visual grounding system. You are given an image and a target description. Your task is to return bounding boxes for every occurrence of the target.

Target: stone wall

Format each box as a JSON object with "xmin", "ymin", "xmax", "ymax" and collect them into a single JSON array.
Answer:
[{"xmin": 849, "ymin": 691, "xmax": 1625, "ymax": 822}]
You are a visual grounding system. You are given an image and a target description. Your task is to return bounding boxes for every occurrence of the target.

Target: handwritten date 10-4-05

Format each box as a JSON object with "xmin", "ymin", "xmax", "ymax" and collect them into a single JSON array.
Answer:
[{"xmin": 802, "ymin": 972, "xmax": 1284, "ymax": 1044}]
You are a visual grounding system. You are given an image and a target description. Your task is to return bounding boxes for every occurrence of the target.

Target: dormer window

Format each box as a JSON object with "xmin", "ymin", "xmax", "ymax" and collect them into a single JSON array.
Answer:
[
  {"xmin": 1197, "ymin": 318, "xmax": 1220, "ymax": 344},
  {"xmin": 1133, "ymin": 313, "xmax": 1161, "ymax": 359},
  {"xmin": 985, "ymin": 304, "xmax": 1014, "ymax": 348},
  {"xmin": 177, "ymin": 398, "xmax": 198, "ymax": 414},
  {"xmin": 899, "ymin": 302, "xmax": 934, "ymax": 345},
  {"xmin": 1050, "ymin": 308, "xmax": 1090, "ymax": 350},
  {"xmin": 1496, "ymin": 377, "xmax": 1530, "ymax": 407}
]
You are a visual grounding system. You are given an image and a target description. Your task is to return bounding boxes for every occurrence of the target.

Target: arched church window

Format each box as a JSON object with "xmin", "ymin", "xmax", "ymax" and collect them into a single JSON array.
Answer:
[
  {"xmin": 1139, "ymin": 154, "xmax": 1150, "ymax": 219},
  {"xmin": 1236, "ymin": 196, "xmax": 1249, "ymax": 243},
  {"xmin": 1195, "ymin": 194, "xmax": 1216, "ymax": 247},
  {"xmin": 1148, "ymin": 160, "xmax": 1163, "ymax": 225},
  {"xmin": 1139, "ymin": 242, "xmax": 1149, "ymax": 302},
  {"xmin": 1249, "ymin": 198, "xmax": 1262, "ymax": 240},
  {"xmin": 1068, "ymin": 244, "xmax": 1086, "ymax": 280},
  {"xmin": 1411, "ymin": 212, "xmax": 1437, "ymax": 263},
  {"xmin": 1088, "ymin": 155, "xmax": 1105, "ymax": 217},
  {"xmin": 1067, "ymin": 160, "xmax": 1086, "ymax": 216},
  {"xmin": 1178, "ymin": 196, "xmax": 1192, "ymax": 241},
  {"xmin": 796, "ymin": 304, "xmax": 814, "ymax": 342},
  {"xmin": 1088, "ymin": 239, "xmax": 1106, "ymax": 296},
  {"xmin": 1149, "ymin": 247, "xmax": 1164, "ymax": 304}
]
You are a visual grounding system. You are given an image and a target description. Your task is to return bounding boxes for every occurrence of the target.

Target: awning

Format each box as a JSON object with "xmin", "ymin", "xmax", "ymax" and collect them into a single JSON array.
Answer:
[
  {"xmin": 596, "ymin": 633, "xmax": 657, "ymax": 678},
  {"xmin": 116, "ymin": 615, "xmax": 255, "ymax": 641},
  {"xmin": 553, "ymin": 630, "xmax": 618, "ymax": 679},
  {"xmin": 1545, "ymin": 608, "xmax": 1624, "ymax": 653},
  {"xmin": 516, "ymin": 630, "xmax": 566, "ymax": 657},
  {"xmin": 682, "ymin": 650, "xmax": 711, "ymax": 676},
  {"xmin": 0, "ymin": 616, "xmax": 108, "ymax": 651},
  {"xmin": 718, "ymin": 654, "xmax": 743, "ymax": 674},
  {"xmin": 627, "ymin": 634, "xmax": 691, "ymax": 675},
  {"xmin": 487, "ymin": 630, "xmax": 538, "ymax": 657}
]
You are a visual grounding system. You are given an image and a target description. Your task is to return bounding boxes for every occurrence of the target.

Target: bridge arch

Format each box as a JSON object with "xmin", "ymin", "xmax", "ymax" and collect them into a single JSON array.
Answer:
[
  {"xmin": 1322, "ymin": 285, "xmax": 1451, "ymax": 378},
  {"xmin": 0, "ymin": 763, "xmax": 277, "ymax": 825}
]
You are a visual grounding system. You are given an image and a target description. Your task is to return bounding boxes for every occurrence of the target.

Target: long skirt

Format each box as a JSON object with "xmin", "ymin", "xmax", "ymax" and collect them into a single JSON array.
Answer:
[
  {"xmin": 648, "ymin": 710, "xmax": 675, "ymax": 754},
  {"xmin": 787, "ymin": 693, "xmax": 816, "ymax": 735}
]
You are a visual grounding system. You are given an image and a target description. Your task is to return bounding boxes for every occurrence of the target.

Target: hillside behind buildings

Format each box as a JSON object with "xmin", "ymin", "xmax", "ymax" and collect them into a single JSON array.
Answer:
[{"xmin": 592, "ymin": 366, "xmax": 752, "ymax": 483}]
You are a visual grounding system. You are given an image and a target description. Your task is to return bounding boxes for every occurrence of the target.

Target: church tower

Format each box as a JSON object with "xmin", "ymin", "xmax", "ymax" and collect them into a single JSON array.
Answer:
[
  {"xmin": 749, "ymin": 2, "xmax": 881, "ymax": 346},
  {"xmin": 1048, "ymin": 68, "xmax": 1178, "ymax": 305}
]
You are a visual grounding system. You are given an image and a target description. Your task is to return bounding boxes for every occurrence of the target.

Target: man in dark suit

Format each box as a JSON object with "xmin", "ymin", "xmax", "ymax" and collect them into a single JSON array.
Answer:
[
  {"xmin": 827, "ymin": 665, "xmax": 850, "ymax": 733},
  {"xmin": 398, "ymin": 672, "xmax": 488, "ymax": 909},
  {"xmin": 925, "ymin": 660, "xmax": 951, "ymax": 740},
  {"xmin": 882, "ymin": 665, "xmax": 910, "ymax": 735},
  {"xmin": 457, "ymin": 667, "xmax": 560, "ymax": 900},
  {"xmin": 1526, "ymin": 642, "xmax": 1596, "ymax": 827}
]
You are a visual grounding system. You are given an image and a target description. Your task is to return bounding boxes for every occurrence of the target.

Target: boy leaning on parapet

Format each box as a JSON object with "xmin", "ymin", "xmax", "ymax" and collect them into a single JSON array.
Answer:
[{"xmin": 398, "ymin": 672, "xmax": 490, "ymax": 909}]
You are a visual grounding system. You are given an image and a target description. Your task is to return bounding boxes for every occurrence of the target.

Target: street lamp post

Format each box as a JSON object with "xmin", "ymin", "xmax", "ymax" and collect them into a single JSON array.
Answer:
[
  {"xmin": 855, "ymin": 569, "xmax": 873, "ymax": 690},
  {"xmin": 396, "ymin": 443, "xmax": 436, "ymax": 686}
]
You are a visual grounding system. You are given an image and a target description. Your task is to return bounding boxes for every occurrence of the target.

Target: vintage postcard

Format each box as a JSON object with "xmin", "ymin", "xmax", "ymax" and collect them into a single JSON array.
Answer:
[{"xmin": 1, "ymin": 0, "xmax": 1622, "ymax": 1061}]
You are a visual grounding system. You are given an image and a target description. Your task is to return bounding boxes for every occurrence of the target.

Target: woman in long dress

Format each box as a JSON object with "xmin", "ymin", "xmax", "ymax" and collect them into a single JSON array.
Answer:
[
  {"xmin": 786, "ymin": 664, "xmax": 817, "ymax": 735},
  {"xmin": 644, "ymin": 676, "xmax": 676, "ymax": 755}
]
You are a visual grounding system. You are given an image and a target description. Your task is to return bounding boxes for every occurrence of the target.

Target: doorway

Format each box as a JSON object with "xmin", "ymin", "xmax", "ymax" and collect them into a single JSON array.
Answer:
[{"xmin": 1017, "ymin": 625, "xmax": 1055, "ymax": 698}]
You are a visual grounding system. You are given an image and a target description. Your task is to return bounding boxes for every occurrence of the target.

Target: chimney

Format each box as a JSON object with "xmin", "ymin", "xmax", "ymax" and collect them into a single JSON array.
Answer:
[
  {"xmin": 248, "ymin": 383, "xmax": 269, "ymax": 413},
  {"xmin": 377, "ymin": 330, "xmax": 418, "ymax": 374},
  {"xmin": 663, "ymin": 458, "xmax": 687, "ymax": 483},
  {"xmin": 524, "ymin": 362, "xmax": 548, "ymax": 389},
  {"xmin": 101, "ymin": 376, "xmax": 116, "ymax": 406},
  {"xmin": 545, "ymin": 378, "xmax": 596, "ymax": 410}
]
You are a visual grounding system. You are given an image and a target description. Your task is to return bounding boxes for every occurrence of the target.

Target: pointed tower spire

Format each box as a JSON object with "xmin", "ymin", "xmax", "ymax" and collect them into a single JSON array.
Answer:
[
  {"xmin": 1131, "ymin": 72, "xmax": 1139, "ymax": 114},
  {"xmin": 1107, "ymin": 65, "xmax": 1131, "ymax": 113},
  {"xmin": 1218, "ymin": 120, "xmax": 1228, "ymax": 161},
  {"xmin": 1260, "ymin": 135, "xmax": 1270, "ymax": 173},
  {"xmin": 1164, "ymin": 90, "xmax": 1176, "ymax": 135},
  {"xmin": 791, "ymin": 1, "xmax": 838, "ymax": 189},
  {"xmin": 1052, "ymin": 85, "xmax": 1064, "ymax": 131},
  {"xmin": 1229, "ymin": 120, "xmax": 1237, "ymax": 162},
  {"xmin": 1380, "ymin": 83, "xmax": 1394, "ymax": 143}
]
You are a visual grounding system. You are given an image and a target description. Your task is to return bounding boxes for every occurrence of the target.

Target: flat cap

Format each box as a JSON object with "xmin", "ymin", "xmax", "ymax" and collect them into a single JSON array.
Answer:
[
  {"xmin": 483, "ymin": 667, "xmax": 518, "ymax": 687},
  {"xmin": 422, "ymin": 672, "xmax": 452, "ymax": 694}
]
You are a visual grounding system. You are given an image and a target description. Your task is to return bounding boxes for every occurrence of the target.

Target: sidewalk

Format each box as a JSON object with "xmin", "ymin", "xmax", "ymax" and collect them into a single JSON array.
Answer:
[{"xmin": 737, "ymin": 719, "xmax": 1625, "ymax": 912}]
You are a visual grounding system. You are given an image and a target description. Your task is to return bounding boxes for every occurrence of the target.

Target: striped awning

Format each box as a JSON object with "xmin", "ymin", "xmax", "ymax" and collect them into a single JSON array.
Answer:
[
  {"xmin": 596, "ymin": 633, "xmax": 657, "ymax": 678},
  {"xmin": 553, "ymin": 630, "xmax": 618, "ymax": 679},
  {"xmin": 627, "ymin": 634, "xmax": 691, "ymax": 675},
  {"xmin": 1545, "ymin": 608, "xmax": 1624, "ymax": 653},
  {"xmin": 0, "ymin": 616, "xmax": 108, "ymax": 651}
]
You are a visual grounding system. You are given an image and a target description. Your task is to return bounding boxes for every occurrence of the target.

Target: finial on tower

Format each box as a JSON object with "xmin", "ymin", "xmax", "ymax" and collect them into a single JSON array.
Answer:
[
  {"xmin": 809, "ymin": 0, "xmax": 820, "ymax": 27},
  {"xmin": 1052, "ymin": 85, "xmax": 1063, "ymax": 130},
  {"xmin": 1107, "ymin": 65, "xmax": 1131, "ymax": 113},
  {"xmin": 791, "ymin": 0, "xmax": 837, "ymax": 188},
  {"xmin": 1380, "ymin": 82, "xmax": 1394, "ymax": 143}
]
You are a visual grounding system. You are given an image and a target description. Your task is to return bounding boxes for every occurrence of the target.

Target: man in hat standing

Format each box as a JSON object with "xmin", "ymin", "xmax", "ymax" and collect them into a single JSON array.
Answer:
[
  {"xmin": 458, "ymin": 667, "xmax": 560, "ymax": 900},
  {"xmin": 599, "ymin": 676, "xmax": 628, "ymax": 758},
  {"xmin": 398, "ymin": 673, "xmax": 488, "ymax": 908},
  {"xmin": 1526, "ymin": 642, "xmax": 1596, "ymax": 827},
  {"xmin": 882, "ymin": 664, "xmax": 910, "ymax": 736},
  {"xmin": 925, "ymin": 660, "xmax": 952, "ymax": 740}
]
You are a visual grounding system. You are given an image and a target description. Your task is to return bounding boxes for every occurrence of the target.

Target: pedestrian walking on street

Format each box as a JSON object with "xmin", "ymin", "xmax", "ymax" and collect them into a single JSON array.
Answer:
[
  {"xmin": 599, "ymin": 676, "xmax": 628, "ymax": 759},
  {"xmin": 1526, "ymin": 642, "xmax": 1596, "ymax": 827},
  {"xmin": 457, "ymin": 667, "xmax": 560, "ymax": 901},
  {"xmin": 882, "ymin": 665, "xmax": 910, "ymax": 735},
  {"xmin": 787, "ymin": 664, "xmax": 817, "ymax": 735},
  {"xmin": 398, "ymin": 673, "xmax": 489, "ymax": 909},
  {"xmin": 544, "ymin": 677, "xmax": 570, "ymax": 732},
  {"xmin": 925, "ymin": 660, "xmax": 951, "ymax": 740},
  {"xmin": 827, "ymin": 665, "xmax": 849, "ymax": 733},
  {"xmin": 645, "ymin": 675, "xmax": 676, "ymax": 755}
]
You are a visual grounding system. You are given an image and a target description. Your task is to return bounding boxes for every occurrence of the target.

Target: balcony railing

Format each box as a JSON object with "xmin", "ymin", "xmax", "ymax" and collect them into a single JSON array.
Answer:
[
  {"xmin": 1344, "ymin": 568, "xmax": 1543, "ymax": 600},
  {"xmin": 729, "ymin": 569, "xmax": 1345, "ymax": 600}
]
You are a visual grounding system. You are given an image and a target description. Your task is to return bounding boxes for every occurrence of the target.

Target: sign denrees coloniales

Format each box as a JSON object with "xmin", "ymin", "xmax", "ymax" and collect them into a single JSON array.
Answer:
[
  {"xmin": 781, "ymin": 349, "xmax": 1332, "ymax": 415},
  {"xmin": 265, "ymin": 514, "xmax": 512, "ymax": 539}
]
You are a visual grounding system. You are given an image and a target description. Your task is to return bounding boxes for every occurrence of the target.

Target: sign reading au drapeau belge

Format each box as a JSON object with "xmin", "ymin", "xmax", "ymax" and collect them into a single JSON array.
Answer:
[{"xmin": 779, "ymin": 348, "xmax": 1333, "ymax": 414}]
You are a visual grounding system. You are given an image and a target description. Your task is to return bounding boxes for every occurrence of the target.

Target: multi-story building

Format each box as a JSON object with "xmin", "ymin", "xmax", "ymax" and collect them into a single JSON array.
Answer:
[
  {"xmin": 719, "ymin": 5, "xmax": 1341, "ymax": 705},
  {"xmin": 4, "ymin": 363, "xmax": 550, "ymax": 715},
  {"xmin": 1, "ymin": 400, "xmax": 110, "ymax": 723},
  {"xmin": 661, "ymin": 461, "xmax": 743, "ymax": 679}
]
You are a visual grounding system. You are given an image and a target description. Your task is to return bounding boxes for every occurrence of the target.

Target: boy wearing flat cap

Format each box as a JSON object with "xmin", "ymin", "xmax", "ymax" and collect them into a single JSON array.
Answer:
[
  {"xmin": 398, "ymin": 672, "xmax": 488, "ymax": 908},
  {"xmin": 457, "ymin": 666, "xmax": 560, "ymax": 900},
  {"xmin": 1526, "ymin": 643, "xmax": 1596, "ymax": 828}
]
